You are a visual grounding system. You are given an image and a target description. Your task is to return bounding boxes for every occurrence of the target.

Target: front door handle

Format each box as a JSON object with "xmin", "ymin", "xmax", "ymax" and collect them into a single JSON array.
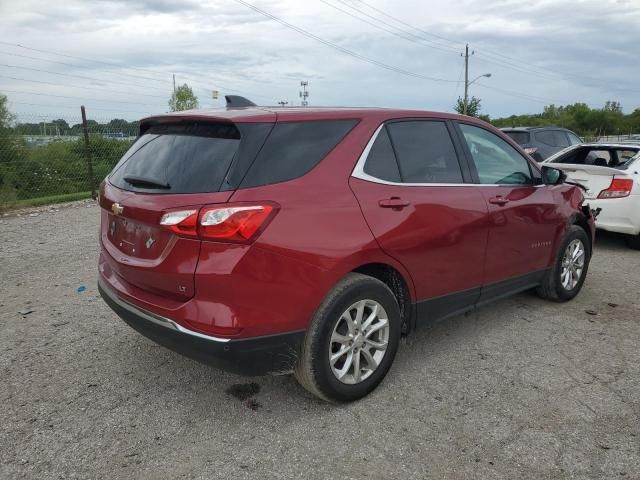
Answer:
[
  {"xmin": 379, "ymin": 197, "xmax": 410, "ymax": 209},
  {"xmin": 488, "ymin": 196, "xmax": 509, "ymax": 206}
]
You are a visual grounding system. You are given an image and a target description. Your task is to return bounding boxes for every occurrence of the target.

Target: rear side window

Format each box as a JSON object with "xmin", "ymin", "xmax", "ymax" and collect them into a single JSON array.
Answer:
[
  {"xmin": 109, "ymin": 123, "xmax": 240, "ymax": 193},
  {"xmin": 240, "ymin": 120, "xmax": 357, "ymax": 188},
  {"xmin": 504, "ymin": 131, "xmax": 530, "ymax": 145},
  {"xmin": 386, "ymin": 121, "xmax": 463, "ymax": 183},
  {"xmin": 363, "ymin": 127, "xmax": 401, "ymax": 182}
]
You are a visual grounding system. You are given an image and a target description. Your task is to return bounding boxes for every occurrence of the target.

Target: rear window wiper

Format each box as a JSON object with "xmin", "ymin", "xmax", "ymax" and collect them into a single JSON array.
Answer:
[{"xmin": 123, "ymin": 175, "xmax": 171, "ymax": 189}]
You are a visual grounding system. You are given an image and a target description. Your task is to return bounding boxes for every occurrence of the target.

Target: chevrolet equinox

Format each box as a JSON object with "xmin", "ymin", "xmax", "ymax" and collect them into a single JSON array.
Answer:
[{"xmin": 98, "ymin": 103, "xmax": 595, "ymax": 402}]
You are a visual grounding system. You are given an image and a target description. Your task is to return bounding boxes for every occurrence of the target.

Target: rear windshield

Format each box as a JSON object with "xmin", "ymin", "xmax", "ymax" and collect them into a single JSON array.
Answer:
[
  {"xmin": 503, "ymin": 131, "xmax": 530, "ymax": 145},
  {"xmin": 109, "ymin": 123, "xmax": 241, "ymax": 193}
]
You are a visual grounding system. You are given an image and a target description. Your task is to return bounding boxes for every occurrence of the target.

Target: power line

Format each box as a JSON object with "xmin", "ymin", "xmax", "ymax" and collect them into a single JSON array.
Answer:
[
  {"xmin": 347, "ymin": 0, "xmax": 639, "ymax": 95},
  {"xmin": 2, "ymin": 89, "xmax": 166, "ymax": 108},
  {"xmin": 0, "ymin": 74, "xmax": 169, "ymax": 100},
  {"xmin": 349, "ymin": 0, "xmax": 465, "ymax": 49},
  {"xmin": 8, "ymin": 101, "xmax": 158, "ymax": 115},
  {"xmin": 232, "ymin": 0, "xmax": 458, "ymax": 83},
  {"xmin": 0, "ymin": 41, "xmax": 276, "ymax": 102},
  {"xmin": 0, "ymin": 49, "xmax": 171, "ymax": 85},
  {"xmin": 474, "ymin": 82, "xmax": 569, "ymax": 106},
  {"xmin": 325, "ymin": 0, "xmax": 561, "ymax": 83},
  {"xmin": 0, "ymin": 63, "xmax": 170, "ymax": 92},
  {"xmin": 318, "ymin": 0, "xmax": 459, "ymax": 54}
]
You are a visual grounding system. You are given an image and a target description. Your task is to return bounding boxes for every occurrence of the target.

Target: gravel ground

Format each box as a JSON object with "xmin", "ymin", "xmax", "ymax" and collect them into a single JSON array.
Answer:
[{"xmin": 1, "ymin": 200, "xmax": 639, "ymax": 479}]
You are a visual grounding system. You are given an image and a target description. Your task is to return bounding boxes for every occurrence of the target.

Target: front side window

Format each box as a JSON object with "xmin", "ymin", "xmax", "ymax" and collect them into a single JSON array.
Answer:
[
  {"xmin": 459, "ymin": 124, "xmax": 533, "ymax": 185},
  {"xmin": 385, "ymin": 121, "xmax": 463, "ymax": 183}
]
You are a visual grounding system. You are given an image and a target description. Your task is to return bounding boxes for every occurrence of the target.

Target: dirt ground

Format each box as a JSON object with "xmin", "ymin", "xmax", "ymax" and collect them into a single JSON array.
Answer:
[{"xmin": 1, "ymin": 200, "xmax": 639, "ymax": 479}]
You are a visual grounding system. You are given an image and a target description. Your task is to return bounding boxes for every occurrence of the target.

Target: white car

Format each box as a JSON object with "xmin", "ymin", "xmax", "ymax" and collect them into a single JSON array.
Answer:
[{"xmin": 543, "ymin": 143, "xmax": 640, "ymax": 249}]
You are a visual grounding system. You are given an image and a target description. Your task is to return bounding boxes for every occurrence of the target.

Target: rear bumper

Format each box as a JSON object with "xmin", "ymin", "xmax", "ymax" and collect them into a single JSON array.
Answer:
[
  {"xmin": 590, "ymin": 195, "xmax": 640, "ymax": 236},
  {"xmin": 98, "ymin": 279, "xmax": 304, "ymax": 376}
]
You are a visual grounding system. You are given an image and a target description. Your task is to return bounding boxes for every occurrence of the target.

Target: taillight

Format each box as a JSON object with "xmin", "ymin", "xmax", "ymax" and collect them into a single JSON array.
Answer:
[
  {"xmin": 159, "ymin": 209, "xmax": 198, "ymax": 236},
  {"xmin": 524, "ymin": 147, "xmax": 538, "ymax": 155},
  {"xmin": 597, "ymin": 178, "xmax": 633, "ymax": 199},
  {"xmin": 199, "ymin": 205, "xmax": 274, "ymax": 242},
  {"xmin": 159, "ymin": 204, "xmax": 276, "ymax": 243}
]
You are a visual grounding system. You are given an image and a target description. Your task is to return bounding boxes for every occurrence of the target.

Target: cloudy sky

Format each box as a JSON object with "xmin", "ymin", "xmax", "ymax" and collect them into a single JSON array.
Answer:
[{"xmin": 0, "ymin": 0, "xmax": 638, "ymax": 122}]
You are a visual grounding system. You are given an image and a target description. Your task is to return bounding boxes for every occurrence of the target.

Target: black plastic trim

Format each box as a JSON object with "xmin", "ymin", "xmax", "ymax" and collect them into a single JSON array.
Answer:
[
  {"xmin": 415, "ymin": 269, "xmax": 549, "ymax": 326},
  {"xmin": 99, "ymin": 282, "xmax": 304, "ymax": 376}
]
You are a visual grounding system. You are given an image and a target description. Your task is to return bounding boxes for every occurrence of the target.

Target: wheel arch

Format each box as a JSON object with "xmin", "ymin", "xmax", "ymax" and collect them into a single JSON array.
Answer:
[
  {"xmin": 572, "ymin": 211, "xmax": 594, "ymax": 252},
  {"xmin": 350, "ymin": 262, "xmax": 415, "ymax": 335}
]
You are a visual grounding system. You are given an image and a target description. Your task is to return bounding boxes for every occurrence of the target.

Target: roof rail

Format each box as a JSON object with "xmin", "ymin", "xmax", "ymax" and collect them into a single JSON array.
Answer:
[{"xmin": 225, "ymin": 95, "xmax": 257, "ymax": 108}]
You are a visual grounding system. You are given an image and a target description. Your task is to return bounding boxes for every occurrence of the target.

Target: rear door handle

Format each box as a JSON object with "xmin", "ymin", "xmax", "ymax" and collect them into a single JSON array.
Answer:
[
  {"xmin": 379, "ymin": 197, "xmax": 410, "ymax": 209},
  {"xmin": 488, "ymin": 196, "xmax": 509, "ymax": 206}
]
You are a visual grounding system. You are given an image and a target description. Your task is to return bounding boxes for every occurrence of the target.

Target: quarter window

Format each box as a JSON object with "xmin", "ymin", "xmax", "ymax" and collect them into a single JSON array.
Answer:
[
  {"xmin": 567, "ymin": 132, "xmax": 582, "ymax": 145},
  {"xmin": 386, "ymin": 121, "xmax": 463, "ymax": 183},
  {"xmin": 459, "ymin": 124, "xmax": 533, "ymax": 185},
  {"xmin": 363, "ymin": 126, "xmax": 401, "ymax": 182},
  {"xmin": 241, "ymin": 120, "xmax": 357, "ymax": 188}
]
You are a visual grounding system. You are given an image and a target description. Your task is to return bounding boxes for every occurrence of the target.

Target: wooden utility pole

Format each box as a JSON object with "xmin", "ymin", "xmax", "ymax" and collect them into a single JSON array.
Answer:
[
  {"xmin": 463, "ymin": 43, "xmax": 470, "ymax": 116},
  {"xmin": 80, "ymin": 105, "xmax": 96, "ymax": 200}
]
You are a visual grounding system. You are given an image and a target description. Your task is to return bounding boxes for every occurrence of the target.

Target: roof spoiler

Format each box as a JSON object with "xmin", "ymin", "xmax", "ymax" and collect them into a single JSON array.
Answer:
[{"xmin": 225, "ymin": 95, "xmax": 257, "ymax": 108}]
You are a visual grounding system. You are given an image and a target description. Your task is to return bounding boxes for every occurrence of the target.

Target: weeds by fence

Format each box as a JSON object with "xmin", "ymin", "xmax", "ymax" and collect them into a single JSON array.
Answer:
[{"xmin": 0, "ymin": 111, "xmax": 138, "ymax": 210}]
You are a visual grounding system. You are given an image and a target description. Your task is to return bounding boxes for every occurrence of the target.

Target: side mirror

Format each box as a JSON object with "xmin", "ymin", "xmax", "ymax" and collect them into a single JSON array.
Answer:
[{"xmin": 541, "ymin": 166, "xmax": 566, "ymax": 185}]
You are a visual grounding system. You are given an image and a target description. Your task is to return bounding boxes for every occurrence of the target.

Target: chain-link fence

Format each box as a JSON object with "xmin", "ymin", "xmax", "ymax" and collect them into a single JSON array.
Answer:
[{"xmin": 0, "ymin": 111, "xmax": 139, "ymax": 210}]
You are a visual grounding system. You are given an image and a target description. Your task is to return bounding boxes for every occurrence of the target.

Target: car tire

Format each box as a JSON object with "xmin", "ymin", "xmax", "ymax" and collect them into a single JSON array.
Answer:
[
  {"xmin": 624, "ymin": 233, "xmax": 640, "ymax": 250},
  {"xmin": 294, "ymin": 273, "xmax": 401, "ymax": 403},
  {"xmin": 536, "ymin": 225, "xmax": 591, "ymax": 302}
]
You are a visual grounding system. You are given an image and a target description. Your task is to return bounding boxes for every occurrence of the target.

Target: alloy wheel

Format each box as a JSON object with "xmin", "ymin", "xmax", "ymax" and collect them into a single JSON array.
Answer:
[
  {"xmin": 329, "ymin": 299, "xmax": 390, "ymax": 385},
  {"xmin": 560, "ymin": 239, "xmax": 585, "ymax": 290}
]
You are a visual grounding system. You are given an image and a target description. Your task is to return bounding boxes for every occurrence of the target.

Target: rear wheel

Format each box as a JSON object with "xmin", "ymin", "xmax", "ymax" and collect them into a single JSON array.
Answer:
[
  {"xmin": 294, "ymin": 273, "xmax": 401, "ymax": 402},
  {"xmin": 625, "ymin": 233, "xmax": 640, "ymax": 250},
  {"xmin": 536, "ymin": 225, "xmax": 591, "ymax": 302}
]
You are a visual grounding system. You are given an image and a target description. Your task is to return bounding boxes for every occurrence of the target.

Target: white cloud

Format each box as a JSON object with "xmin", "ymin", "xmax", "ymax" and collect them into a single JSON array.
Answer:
[{"xmin": 0, "ymin": 0, "xmax": 638, "ymax": 121}]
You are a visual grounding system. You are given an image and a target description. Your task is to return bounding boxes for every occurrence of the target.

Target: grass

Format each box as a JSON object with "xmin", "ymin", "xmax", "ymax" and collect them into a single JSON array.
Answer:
[{"xmin": 0, "ymin": 191, "xmax": 94, "ymax": 212}]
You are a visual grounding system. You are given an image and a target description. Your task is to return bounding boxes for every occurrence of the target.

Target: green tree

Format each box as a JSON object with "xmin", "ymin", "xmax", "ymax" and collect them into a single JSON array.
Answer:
[
  {"xmin": 1, "ymin": 94, "xmax": 14, "ymax": 129},
  {"xmin": 603, "ymin": 101, "xmax": 622, "ymax": 113},
  {"xmin": 0, "ymin": 94, "xmax": 27, "ymax": 204},
  {"xmin": 169, "ymin": 84, "xmax": 199, "ymax": 112},
  {"xmin": 454, "ymin": 96, "xmax": 482, "ymax": 117}
]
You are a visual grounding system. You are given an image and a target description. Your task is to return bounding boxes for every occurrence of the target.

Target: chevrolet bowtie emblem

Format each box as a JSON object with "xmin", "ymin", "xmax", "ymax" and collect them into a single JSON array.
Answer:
[{"xmin": 111, "ymin": 202, "xmax": 124, "ymax": 215}]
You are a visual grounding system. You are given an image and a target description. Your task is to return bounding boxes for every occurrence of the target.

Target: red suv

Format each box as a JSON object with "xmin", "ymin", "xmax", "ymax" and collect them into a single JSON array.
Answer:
[{"xmin": 98, "ymin": 105, "xmax": 595, "ymax": 402}]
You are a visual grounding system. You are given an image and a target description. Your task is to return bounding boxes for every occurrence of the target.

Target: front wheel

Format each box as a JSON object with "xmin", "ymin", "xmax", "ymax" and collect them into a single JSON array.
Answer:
[
  {"xmin": 536, "ymin": 225, "xmax": 591, "ymax": 302},
  {"xmin": 294, "ymin": 273, "xmax": 401, "ymax": 402}
]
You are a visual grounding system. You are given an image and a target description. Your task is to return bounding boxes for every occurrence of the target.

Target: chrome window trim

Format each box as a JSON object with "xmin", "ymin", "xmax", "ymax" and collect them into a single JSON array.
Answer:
[
  {"xmin": 99, "ymin": 279, "xmax": 230, "ymax": 343},
  {"xmin": 351, "ymin": 123, "xmax": 540, "ymax": 188}
]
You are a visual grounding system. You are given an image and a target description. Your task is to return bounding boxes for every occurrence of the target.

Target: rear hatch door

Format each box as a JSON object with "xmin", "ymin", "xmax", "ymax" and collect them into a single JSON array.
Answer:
[{"xmin": 99, "ymin": 117, "xmax": 274, "ymax": 301}]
